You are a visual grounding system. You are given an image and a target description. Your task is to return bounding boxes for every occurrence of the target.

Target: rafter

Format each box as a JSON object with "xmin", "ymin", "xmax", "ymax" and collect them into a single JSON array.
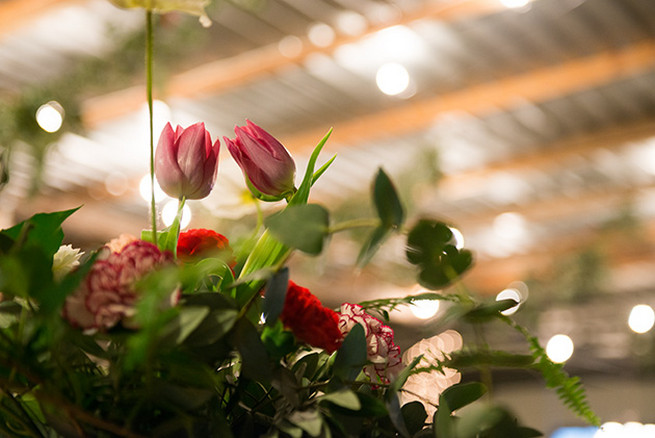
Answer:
[
  {"xmin": 282, "ymin": 40, "xmax": 655, "ymax": 152},
  {"xmin": 0, "ymin": 0, "xmax": 83, "ymax": 37},
  {"xmin": 81, "ymin": 0, "xmax": 507, "ymax": 127}
]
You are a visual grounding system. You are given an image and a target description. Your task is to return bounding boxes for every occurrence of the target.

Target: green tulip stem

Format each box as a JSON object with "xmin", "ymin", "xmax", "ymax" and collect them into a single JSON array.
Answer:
[
  {"xmin": 328, "ymin": 218, "xmax": 381, "ymax": 234},
  {"xmin": 146, "ymin": 9, "xmax": 157, "ymax": 247}
]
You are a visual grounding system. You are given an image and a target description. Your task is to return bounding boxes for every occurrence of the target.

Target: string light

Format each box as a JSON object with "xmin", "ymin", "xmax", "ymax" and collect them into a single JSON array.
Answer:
[
  {"xmin": 546, "ymin": 334, "xmax": 574, "ymax": 363},
  {"xmin": 35, "ymin": 101, "xmax": 64, "ymax": 133},
  {"xmin": 376, "ymin": 62, "xmax": 410, "ymax": 96},
  {"xmin": 628, "ymin": 304, "xmax": 655, "ymax": 334}
]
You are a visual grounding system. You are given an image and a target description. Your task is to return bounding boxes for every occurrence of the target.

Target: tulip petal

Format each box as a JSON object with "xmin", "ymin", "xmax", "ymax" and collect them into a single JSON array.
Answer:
[{"xmin": 155, "ymin": 123, "xmax": 186, "ymax": 197}]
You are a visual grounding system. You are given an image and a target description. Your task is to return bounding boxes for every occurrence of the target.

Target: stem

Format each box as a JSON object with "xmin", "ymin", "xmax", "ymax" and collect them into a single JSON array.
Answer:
[
  {"xmin": 328, "ymin": 218, "xmax": 380, "ymax": 234},
  {"xmin": 146, "ymin": 10, "xmax": 157, "ymax": 248}
]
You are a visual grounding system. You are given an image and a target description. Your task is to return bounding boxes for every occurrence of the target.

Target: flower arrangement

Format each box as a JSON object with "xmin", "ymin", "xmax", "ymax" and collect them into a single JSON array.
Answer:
[{"xmin": 0, "ymin": 2, "xmax": 600, "ymax": 437}]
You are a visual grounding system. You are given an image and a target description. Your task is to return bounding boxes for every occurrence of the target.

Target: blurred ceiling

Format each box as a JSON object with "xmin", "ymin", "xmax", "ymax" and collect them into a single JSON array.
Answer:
[{"xmin": 2, "ymin": 0, "xmax": 655, "ymax": 370}]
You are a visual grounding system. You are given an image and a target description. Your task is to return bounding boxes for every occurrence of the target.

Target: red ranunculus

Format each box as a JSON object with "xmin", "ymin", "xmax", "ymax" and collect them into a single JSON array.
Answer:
[
  {"xmin": 177, "ymin": 228, "xmax": 233, "ymax": 263},
  {"xmin": 280, "ymin": 281, "xmax": 342, "ymax": 353}
]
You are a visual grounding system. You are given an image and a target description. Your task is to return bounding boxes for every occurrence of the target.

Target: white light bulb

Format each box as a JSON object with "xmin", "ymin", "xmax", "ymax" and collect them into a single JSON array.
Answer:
[
  {"xmin": 629, "ymin": 304, "xmax": 655, "ymax": 334},
  {"xmin": 546, "ymin": 334, "xmax": 574, "ymax": 363},
  {"xmin": 376, "ymin": 62, "xmax": 410, "ymax": 96},
  {"xmin": 35, "ymin": 101, "xmax": 64, "ymax": 133},
  {"xmin": 410, "ymin": 299, "xmax": 440, "ymax": 319}
]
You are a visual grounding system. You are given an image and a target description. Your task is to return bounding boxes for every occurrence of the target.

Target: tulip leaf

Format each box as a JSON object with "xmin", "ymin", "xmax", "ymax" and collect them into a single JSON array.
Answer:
[
  {"xmin": 263, "ymin": 267, "xmax": 289, "ymax": 326},
  {"xmin": 312, "ymin": 154, "xmax": 337, "ymax": 186},
  {"xmin": 373, "ymin": 168, "xmax": 404, "ymax": 229},
  {"xmin": 1, "ymin": 207, "xmax": 79, "ymax": 257},
  {"xmin": 265, "ymin": 204, "xmax": 329, "ymax": 255},
  {"xmin": 290, "ymin": 128, "xmax": 332, "ymax": 206},
  {"xmin": 406, "ymin": 219, "xmax": 473, "ymax": 290}
]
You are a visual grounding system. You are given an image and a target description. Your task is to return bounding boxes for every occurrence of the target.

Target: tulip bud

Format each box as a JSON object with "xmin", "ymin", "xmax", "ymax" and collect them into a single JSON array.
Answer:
[
  {"xmin": 224, "ymin": 120, "xmax": 296, "ymax": 199},
  {"xmin": 155, "ymin": 122, "xmax": 220, "ymax": 200}
]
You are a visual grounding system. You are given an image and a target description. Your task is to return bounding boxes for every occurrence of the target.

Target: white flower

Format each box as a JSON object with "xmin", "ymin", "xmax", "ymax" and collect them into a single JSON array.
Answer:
[{"xmin": 52, "ymin": 245, "xmax": 84, "ymax": 282}]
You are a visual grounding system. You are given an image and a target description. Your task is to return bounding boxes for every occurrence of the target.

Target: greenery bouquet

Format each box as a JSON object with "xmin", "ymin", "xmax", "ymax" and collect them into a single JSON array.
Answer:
[{"xmin": 0, "ymin": 2, "xmax": 599, "ymax": 437}]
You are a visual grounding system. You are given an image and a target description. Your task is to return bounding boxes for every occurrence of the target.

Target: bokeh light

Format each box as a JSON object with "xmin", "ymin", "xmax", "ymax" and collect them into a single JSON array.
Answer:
[
  {"xmin": 36, "ymin": 101, "xmax": 64, "ymax": 133},
  {"xmin": 162, "ymin": 199, "xmax": 191, "ymax": 229},
  {"xmin": 139, "ymin": 174, "xmax": 169, "ymax": 203},
  {"xmin": 376, "ymin": 62, "xmax": 410, "ymax": 96},
  {"xmin": 496, "ymin": 288, "xmax": 522, "ymax": 315},
  {"xmin": 410, "ymin": 299, "xmax": 440, "ymax": 319},
  {"xmin": 546, "ymin": 334, "xmax": 574, "ymax": 363},
  {"xmin": 628, "ymin": 304, "xmax": 655, "ymax": 334}
]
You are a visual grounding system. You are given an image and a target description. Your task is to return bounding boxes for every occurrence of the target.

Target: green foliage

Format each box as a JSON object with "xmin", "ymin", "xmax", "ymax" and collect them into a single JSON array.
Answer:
[
  {"xmin": 265, "ymin": 204, "xmax": 330, "ymax": 255},
  {"xmin": 358, "ymin": 168, "xmax": 406, "ymax": 266},
  {"xmin": 405, "ymin": 219, "xmax": 473, "ymax": 290}
]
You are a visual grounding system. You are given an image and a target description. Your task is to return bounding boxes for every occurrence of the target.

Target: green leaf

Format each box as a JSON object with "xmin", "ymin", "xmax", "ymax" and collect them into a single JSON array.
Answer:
[
  {"xmin": 173, "ymin": 306, "xmax": 210, "ymax": 344},
  {"xmin": 234, "ymin": 318, "xmax": 273, "ymax": 383},
  {"xmin": 434, "ymin": 398, "xmax": 454, "ymax": 438},
  {"xmin": 262, "ymin": 320, "xmax": 296, "ymax": 359},
  {"xmin": 312, "ymin": 154, "xmax": 337, "ymax": 186},
  {"xmin": 440, "ymin": 382, "xmax": 487, "ymax": 412},
  {"xmin": 319, "ymin": 389, "xmax": 361, "ymax": 411},
  {"xmin": 263, "ymin": 267, "xmax": 289, "ymax": 325},
  {"xmin": 333, "ymin": 324, "xmax": 367, "ymax": 382},
  {"xmin": 265, "ymin": 204, "xmax": 329, "ymax": 255},
  {"xmin": 1, "ymin": 207, "xmax": 79, "ymax": 256},
  {"xmin": 373, "ymin": 168, "xmax": 404, "ymax": 229},
  {"xmin": 388, "ymin": 355, "xmax": 423, "ymax": 399},
  {"xmin": 289, "ymin": 410, "xmax": 323, "ymax": 437},
  {"xmin": 406, "ymin": 219, "xmax": 473, "ymax": 290},
  {"xmin": 290, "ymin": 128, "xmax": 332, "ymax": 206},
  {"xmin": 357, "ymin": 226, "xmax": 391, "ymax": 267},
  {"xmin": 401, "ymin": 401, "xmax": 428, "ymax": 436},
  {"xmin": 387, "ymin": 394, "xmax": 410, "ymax": 438}
]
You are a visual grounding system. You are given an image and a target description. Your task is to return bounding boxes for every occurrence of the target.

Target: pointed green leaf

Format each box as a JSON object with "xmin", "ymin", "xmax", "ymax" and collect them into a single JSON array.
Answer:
[
  {"xmin": 234, "ymin": 318, "xmax": 273, "ymax": 383},
  {"xmin": 265, "ymin": 204, "xmax": 329, "ymax": 255},
  {"xmin": 290, "ymin": 128, "xmax": 332, "ymax": 206},
  {"xmin": 2, "ymin": 207, "xmax": 79, "ymax": 256},
  {"xmin": 373, "ymin": 169, "xmax": 404, "ymax": 229},
  {"xmin": 357, "ymin": 226, "xmax": 391, "ymax": 267}
]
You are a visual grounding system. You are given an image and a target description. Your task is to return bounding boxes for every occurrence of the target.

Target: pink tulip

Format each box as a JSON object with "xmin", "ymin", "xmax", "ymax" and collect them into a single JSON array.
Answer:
[
  {"xmin": 155, "ymin": 122, "xmax": 220, "ymax": 200},
  {"xmin": 224, "ymin": 120, "xmax": 296, "ymax": 198}
]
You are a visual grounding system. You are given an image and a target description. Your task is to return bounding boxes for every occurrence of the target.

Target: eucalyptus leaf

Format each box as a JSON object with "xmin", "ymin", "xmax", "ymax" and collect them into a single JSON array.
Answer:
[
  {"xmin": 173, "ymin": 306, "xmax": 210, "ymax": 344},
  {"xmin": 373, "ymin": 168, "xmax": 404, "ymax": 229},
  {"xmin": 263, "ymin": 267, "xmax": 289, "ymax": 325},
  {"xmin": 234, "ymin": 318, "xmax": 273, "ymax": 383},
  {"xmin": 401, "ymin": 401, "xmax": 428, "ymax": 436},
  {"xmin": 265, "ymin": 204, "xmax": 329, "ymax": 255},
  {"xmin": 406, "ymin": 219, "xmax": 473, "ymax": 290},
  {"xmin": 386, "ymin": 394, "xmax": 410, "ymax": 438},
  {"xmin": 319, "ymin": 389, "xmax": 361, "ymax": 411},
  {"xmin": 333, "ymin": 324, "xmax": 366, "ymax": 382},
  {"xmin": 440, "ymin": 382, "xmax": 487, "ymax": 412},
  {"xmin": 289, "ymin": 410, "xmax": 323, "ymax": 437}
]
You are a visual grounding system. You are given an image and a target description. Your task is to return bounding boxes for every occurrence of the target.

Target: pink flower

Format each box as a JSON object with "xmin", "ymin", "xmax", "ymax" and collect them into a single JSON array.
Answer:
[
  {"xmin": 224, "ymin": 120, "xmax": 296, "ymax": 198},
  {"xmin": 63, "ymin": 240, "xmax": 174, "ymax": 331},
  {"xmin": 338, "ymin": 303, "xmax": 403, "ymax": 383},
  {"xmin": 155, "ymin": 122, "xmax": 220, "ymax": 200}
]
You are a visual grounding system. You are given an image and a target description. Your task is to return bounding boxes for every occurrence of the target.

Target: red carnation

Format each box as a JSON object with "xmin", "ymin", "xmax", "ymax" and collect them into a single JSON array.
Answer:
[
  {"xmin": 177, "ymin": 228, "xmax": 233, "ymax": 263},
  {"xmin": 280, "ymin": 281, "xmax": 342, "ymax": 353}
]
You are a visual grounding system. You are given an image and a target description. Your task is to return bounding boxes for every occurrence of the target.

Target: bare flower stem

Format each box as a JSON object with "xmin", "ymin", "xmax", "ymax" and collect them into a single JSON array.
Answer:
[{"xmin": 146, "ymin": 10, "xmax": 157, "ymax": 247}]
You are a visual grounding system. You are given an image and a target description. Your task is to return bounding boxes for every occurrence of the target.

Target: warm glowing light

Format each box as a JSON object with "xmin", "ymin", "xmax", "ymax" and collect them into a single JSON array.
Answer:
[
  {"xmin": 496, "ymin": 288, "xmax": 521, "ymax": 315},
  {"xmin": 162, "ymin": 200, "xmax": 191, "ymax": 229},
  {"xmin": 628, "ymin": 304, "xmax": 655, "ymax": 334},
  {"xmin": 410, "ymin": 299, "xmax": 440, "ymax": 319},
  {"xmin": 35, "ymin": 101, "xmax": 64, "ymax": 133},
  {"xmin": 308, "ymin": 23, "xmax": 335, "ymax": 47},
  {"xmin": 278, "ymin": 35, "xmax": 303, "ymax": 58},
  {"xmin": 376, "ymin": 62, "xmax": 410, "ymax": 96},
  {"xmin": 500, "ymin": 0, "xmax": 530, "ymax": 8},
  {"xmin": 139, "ymin": 174, "xmax": 169, "ymax": 203},
  {"xmin": 546, "ymin": 334, "xmax": 574, "ymax": 363}
]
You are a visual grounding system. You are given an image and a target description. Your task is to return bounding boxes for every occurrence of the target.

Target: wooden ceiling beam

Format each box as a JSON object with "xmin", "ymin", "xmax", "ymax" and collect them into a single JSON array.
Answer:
[
  {"xmin": 282, "ymin": 40, "xmax": 655, "ymax": 152},
  {"xmin": 0, "ymin": 0, "xmax": 84, "ymax": 38},
  {"xmin": 80, "ymin": 0, "xmax": 507, "ymax": 127}
]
